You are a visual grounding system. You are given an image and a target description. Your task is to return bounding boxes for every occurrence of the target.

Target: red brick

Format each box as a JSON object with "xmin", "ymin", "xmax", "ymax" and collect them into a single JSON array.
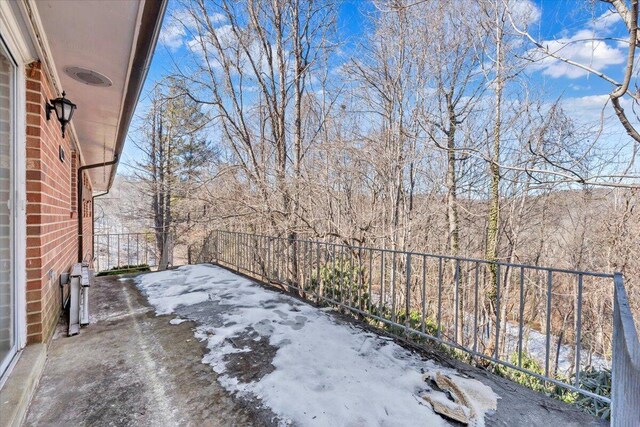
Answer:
[
  {"xmin": 24, "ymin": 62, "xmax": 94, "ymax": 344},
  {"xmin": 27, "ymin": 323, "xmax": 42, "ymax": 334},
  {"xmin": 27, "ymin": 300, "xmax": 42, "ymax": 313},
  {"xmin": 27, "ymin": 312, "xmax": 42, "ymax": 324},
  {"xmin": 27, "ymin": 333, "xmax": 43, "ymax": 345},
  {"xmin": 26, "ymin": 79, "xmax": 40, "ymax": 92}
]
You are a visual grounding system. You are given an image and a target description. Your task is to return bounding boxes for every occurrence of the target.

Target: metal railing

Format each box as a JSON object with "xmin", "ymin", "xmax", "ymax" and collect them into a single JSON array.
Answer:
[
  {"xmin": 92, "ymin": 232, "xmax": 161, "ymax": 272},
  {"xmin": 88, "ymin": 228, "xmax": 639, "ymax": 423},
  {"xmin": 612, "ymin": 274, "xmax": 640, "ymax": 426},
  {"xmin": 200, "ymin": 230, "xmax": 640, "ymax": 418}
]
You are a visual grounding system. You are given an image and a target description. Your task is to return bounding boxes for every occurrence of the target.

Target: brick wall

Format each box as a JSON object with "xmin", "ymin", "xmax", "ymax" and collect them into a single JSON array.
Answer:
[{"xmin": 25, "ymin": 62, "xmax": 93, "ymax": 344}]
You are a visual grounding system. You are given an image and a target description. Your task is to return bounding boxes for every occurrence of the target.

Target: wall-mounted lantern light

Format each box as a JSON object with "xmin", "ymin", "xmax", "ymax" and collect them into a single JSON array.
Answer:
[{"xmin": 46, "ymin": 91, "xmax": 76, "ymax": 138}]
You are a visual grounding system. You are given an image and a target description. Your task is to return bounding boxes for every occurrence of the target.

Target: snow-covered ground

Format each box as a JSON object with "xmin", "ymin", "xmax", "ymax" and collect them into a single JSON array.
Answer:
[
  {"xmin": 502, "ymin": 322, "xmax": 610, "ymax": 373},
  {"xmin": 135, "ymin": 264, "xmax": 499, "ymax": 426}
]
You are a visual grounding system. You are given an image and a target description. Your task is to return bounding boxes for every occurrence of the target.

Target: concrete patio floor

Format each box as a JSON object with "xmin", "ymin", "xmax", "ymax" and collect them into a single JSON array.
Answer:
[
  {"xmin": 23, "ymin": 266, "xmax": 607, "ymax": 426},
  {"xmin": 23, "ymin": 274, "xmax": 276, "ymax": 427}
]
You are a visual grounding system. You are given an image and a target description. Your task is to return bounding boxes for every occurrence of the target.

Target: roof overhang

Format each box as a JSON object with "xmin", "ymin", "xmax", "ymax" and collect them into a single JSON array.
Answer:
[{"xmin": 21, "ymin": 0, "xmax": 166, "ymax": 191}]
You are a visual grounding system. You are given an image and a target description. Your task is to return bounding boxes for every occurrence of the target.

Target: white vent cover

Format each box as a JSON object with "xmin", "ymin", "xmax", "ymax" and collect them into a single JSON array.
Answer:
[{"xmin": 64, "ymin": 67, "xmax": 112, "ymax": 87}]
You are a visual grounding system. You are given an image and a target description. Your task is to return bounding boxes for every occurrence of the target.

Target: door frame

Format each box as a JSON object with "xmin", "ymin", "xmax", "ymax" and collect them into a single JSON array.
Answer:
[{"xmin": 0, "ymin": 0, "xmax": 31, "ymax": 382}]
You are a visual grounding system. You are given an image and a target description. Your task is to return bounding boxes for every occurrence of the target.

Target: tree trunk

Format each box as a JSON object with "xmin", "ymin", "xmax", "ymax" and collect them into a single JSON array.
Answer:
[{"xmin": 487, "ymin": 5, "xmax": 504, "ymax": 352}]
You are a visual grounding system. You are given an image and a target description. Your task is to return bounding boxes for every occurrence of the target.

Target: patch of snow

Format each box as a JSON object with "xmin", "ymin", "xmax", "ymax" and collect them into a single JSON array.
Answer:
[
  {"xmin": 170, "ymin": 317, "xmax": 188, "ymax": 325},
  {"xmin": 90, "ymin": 307, "xmax": 153, "ymax": 323},
  {"xmin": 502, "ymin": 322, "xmax": 610, "ymax": 373},
  {"xmin": 136, "ymin": 264, "xmax": 500, "ymax": 426},
  {"xmin": 136, "ymin": 264, "xmax": 231, "ymax": 315}
]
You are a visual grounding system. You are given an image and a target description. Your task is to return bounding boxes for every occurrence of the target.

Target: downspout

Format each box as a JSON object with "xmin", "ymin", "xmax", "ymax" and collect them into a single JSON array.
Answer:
[
  {"xmin": 77, "ymin": 155, "xmax": 118, "ymax": 262},
  {"xmin": 91, "ymin": 189, "xmax": 110, "ymax": 259}
]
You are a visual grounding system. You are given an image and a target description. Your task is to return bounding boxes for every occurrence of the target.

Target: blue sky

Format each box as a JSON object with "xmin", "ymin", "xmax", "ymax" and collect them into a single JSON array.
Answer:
[{"xmin": 122, "ymin": 0, "xmax": 636, "ymax": 169}]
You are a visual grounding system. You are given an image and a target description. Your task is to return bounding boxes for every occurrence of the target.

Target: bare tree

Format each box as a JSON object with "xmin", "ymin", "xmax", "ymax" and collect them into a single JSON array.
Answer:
[
  {"xmin": 171, "ymin": 0, "xmax": 337, "ymax": 282},
  {"xmin": 130, "ymin": 81, "xmax": 210, "ymax": 269}
]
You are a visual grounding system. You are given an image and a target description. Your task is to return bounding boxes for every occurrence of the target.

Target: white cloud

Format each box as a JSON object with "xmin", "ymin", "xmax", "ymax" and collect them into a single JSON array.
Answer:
[
  {"xmin": 159, "ymin": 9, "xmax": 227, "ymax": 52},
  {"xmin": 184, "ymin": 23, "xmax": 291, "ymax": 83},
  {"xmin": 535, "ymin": 37, "xmax": 624, "ymax": 78},
  {"xmin": 561, "ymin": 94, "xmax": 639, "ymax": 144},
  {"xmin": 508, "ymin": 0, "xmax": 541, "ymax": 27},
  {"xmin": 209, "ymin": 12, "xmax": 227, "ymax": 25},
  {"xmin": 159, "ymin": 18, "xmax": 186, "ymax": 52},
  {"xmin": 530, "ymin": 11, "xmax": 626, "ymax": 79},
  {"xmin": 588, "ymin": 11, "xmax": 622, "ymax": 33},
  {"xmin": 562, "ymin": 94, "xmax": 610, "ymax": 120},
  {"xmin": 569, "ymin": 83, "xmax": 591, "ymax": 91}
]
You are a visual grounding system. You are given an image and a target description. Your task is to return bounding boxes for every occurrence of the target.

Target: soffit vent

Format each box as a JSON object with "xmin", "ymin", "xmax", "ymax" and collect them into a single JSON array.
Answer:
[{"xmin": 64, "ymin": 67, "xmax": 113, "ymax": 87}]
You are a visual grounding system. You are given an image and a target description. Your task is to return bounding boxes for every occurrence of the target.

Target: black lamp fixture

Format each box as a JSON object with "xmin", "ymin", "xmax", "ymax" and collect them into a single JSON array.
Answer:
[{"xmin": 46, "ymin": 91, "xmax": 76, "ymax": 138}]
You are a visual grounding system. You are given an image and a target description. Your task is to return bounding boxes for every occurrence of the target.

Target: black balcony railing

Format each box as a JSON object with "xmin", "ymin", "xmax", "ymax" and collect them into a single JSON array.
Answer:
[{"xmin": 91, "ymin": 229, "xmax": 639, "ymax": 424}]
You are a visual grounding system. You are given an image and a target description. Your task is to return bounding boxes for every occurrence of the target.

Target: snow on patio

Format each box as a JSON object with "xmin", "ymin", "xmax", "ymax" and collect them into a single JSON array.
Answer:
[{"xmin": 135, "ymin": 264, "xmax": 498, "ymax": 426}]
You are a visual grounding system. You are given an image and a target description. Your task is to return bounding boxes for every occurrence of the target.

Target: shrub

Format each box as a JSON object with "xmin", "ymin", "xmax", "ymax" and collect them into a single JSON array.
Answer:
[
  {"xmin": 96, "ymin": 264, "xmax": 151, "ymax": 276},
  {"xmin": 393, "ymin": 308, "xmax": 439, "ymax": 336},
  {"xmin": 570, "ymin": 367, "xmax": 611, "ymax": 419},
  {"xmin": 495, "ymin": 352, "xmax": 548, "ymax": 393},
  {"xmin": 494, "ymin": 352, "xmax": 611, "ymax": 420},
  {"xmin": 310, "ymin": 261, "xmax": 370, "ymax": 311}
]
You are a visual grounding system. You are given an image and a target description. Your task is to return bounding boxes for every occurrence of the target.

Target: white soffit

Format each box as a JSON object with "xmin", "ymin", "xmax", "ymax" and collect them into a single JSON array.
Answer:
[{"xmin": 34, "ymin": 0, "xmax": 149, "ymax": 191}]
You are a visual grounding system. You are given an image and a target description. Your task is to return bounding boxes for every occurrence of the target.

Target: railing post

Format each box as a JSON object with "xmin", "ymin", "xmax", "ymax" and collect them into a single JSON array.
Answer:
[
  {"xmin": 95, "ymin": 234, "xmax": 100, "ymax": 272},
  {"xmin": 544, "ymin": 270, "xmax": 552, "ymax": 378},
  {"xmin": 421, "ymin": 256, "xmax": 427, "ymax": 334},
  {"xmin": 473, "ymin": 262, "xmax": 480, "ymax": 355},
  {"xmin": 437, "ymin": 257, "xmax": 442, "ymax": 338},
  {"xmin": 495, "ymin": 264, "xmax": 501, "ymax": 360},
  {"xmin": 405, "ymin": 253, "xmax": 411, "ymax": 333},
  {"xmin": 213, "ymin": 230, "xmax": 218, "ymax": 263},
  {"xmin": 316, "ymin": 241, "xmax": 321, "ymax": 303},
  {"xmin": 454, "ymin": 259, "xmax": 460, "ymax": 344},
  {"xmin": 391, "ymin": 251, "xmax": 397, "ymax": 323},
  {"xmin": 518, "ymin": 267, "xmax": 524, "ymax": 367},
  {"xmin": 368, "ymin": 250, "xmax": 373, "ymax": 312},
  {"xmin": 267, "ymin": 238, "xmax": 272, "ymax": 280},
  {"xmin": 612, "ymin": 272, "xmax": 640, "ymax": 427},
  {"xmin": 379, "ymin": 251, "xmax": 385, "ymax": 317},
  {"xmin": 575, "ymin": 274, "xmax": 583, "ymax": 387}
]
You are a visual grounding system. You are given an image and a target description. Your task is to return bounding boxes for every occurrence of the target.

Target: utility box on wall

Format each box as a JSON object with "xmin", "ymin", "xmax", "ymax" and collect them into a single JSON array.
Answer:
[{"xmin": 68, "ymin": 262, "xmax": 93, "ymax": 336}]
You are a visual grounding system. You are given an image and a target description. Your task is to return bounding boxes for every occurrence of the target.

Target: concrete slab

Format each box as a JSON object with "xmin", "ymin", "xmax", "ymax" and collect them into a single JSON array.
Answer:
[
  {"xmin": 23, "ymin": 270, "xmax": 608, "ymax": 426},
  {"xmin": 23, "ymin": 275, "xmax": 276, "ymax": 427},
  {"xmin": 0, "ymin": 343, "xmax": 47, "ymax": 427}
]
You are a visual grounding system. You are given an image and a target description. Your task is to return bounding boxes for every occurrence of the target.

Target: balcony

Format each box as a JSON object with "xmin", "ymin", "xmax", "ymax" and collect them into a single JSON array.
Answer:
[{"xmin": 23, "ymin": 230, "xmax": 639, "ymax": 426}]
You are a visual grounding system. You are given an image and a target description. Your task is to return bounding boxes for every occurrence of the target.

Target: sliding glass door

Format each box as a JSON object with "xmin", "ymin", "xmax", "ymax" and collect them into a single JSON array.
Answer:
[{"xmin": 0, "ymin": 38, "xmax": 16, "ymax": 378}]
